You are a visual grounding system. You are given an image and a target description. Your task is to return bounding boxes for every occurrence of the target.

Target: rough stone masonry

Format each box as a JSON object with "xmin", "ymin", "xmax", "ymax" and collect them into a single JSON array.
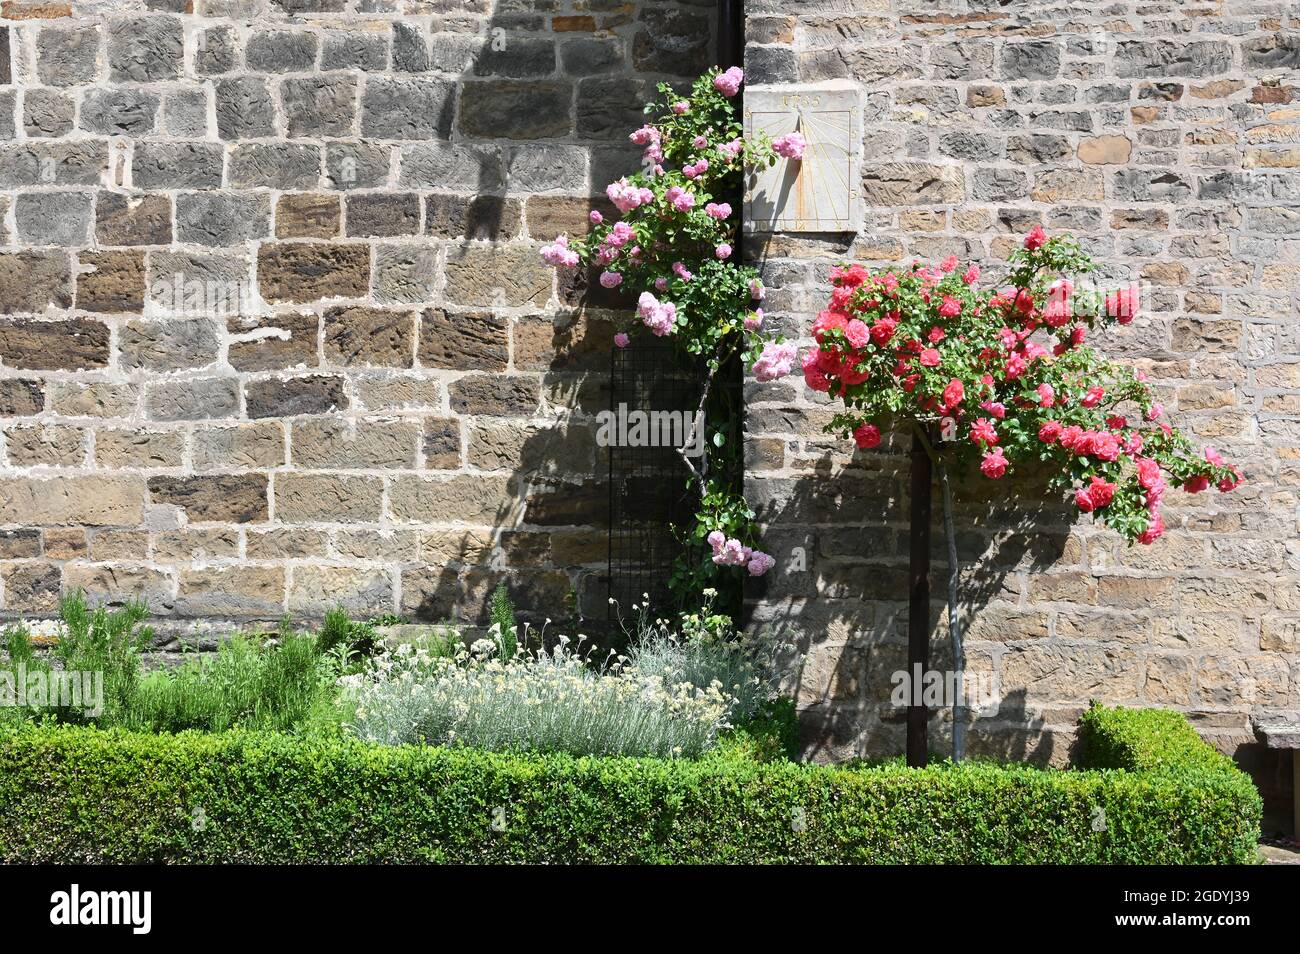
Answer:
[
  {"xmin": 743, "ymin": 0, "xmax": 1300, "ymax": 820},
  {"xmin": 0, "ymin": 0, "xmax": 712, "ymax": 626}
]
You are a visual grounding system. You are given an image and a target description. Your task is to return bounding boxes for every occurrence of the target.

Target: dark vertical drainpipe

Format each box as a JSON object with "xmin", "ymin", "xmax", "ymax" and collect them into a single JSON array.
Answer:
[
  {"xmin": 718, "ymin": 0, "xmax": 742, "ymax": 72},
  {"xmin": 907, "ymin": 431, "xmax": 932, "ymax": 768}
]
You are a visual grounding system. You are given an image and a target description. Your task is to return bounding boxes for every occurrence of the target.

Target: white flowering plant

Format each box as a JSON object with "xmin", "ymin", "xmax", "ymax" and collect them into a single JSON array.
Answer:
[{"xmin": 338, "ymin": 627, "xmax": 733, "ymax": 759}]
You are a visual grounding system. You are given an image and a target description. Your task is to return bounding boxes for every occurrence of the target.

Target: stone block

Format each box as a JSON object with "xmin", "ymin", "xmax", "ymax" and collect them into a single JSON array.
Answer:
[
  {"xmin": 258, "ymin": 243, "xmax": 370, "ymax": 303},
  {"xmin": 275, "ymin": 473, "xmax": 383, "ymax": 523},
  {"xmin": 245, "ymin": 375, "xmax": 348, "ymax": 418},
  {"xmin": 148, "ymin": 475, "xmax": 269, "ymax": 524},
  {"xmin": 323, "ymin": 306, "xmax": 414, "ymax": 367}
]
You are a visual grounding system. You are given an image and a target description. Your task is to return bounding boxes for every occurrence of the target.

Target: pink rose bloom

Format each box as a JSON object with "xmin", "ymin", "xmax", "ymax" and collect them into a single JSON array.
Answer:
[
  {"xmin": 940, "ymin": 255, "xmax": 958, "ymax": 273},
  {"xmin": 1037, "ymin": 383, "xmax": 1055, "ymax": 407},
  {"xmin": 654, "ymin": 277, "xmax": 668, "ymax": 291},
  {"xmin": 672, "ymin": 261, "xmax": 693, "ymax": 282},
  {"xmin": 970, "ymin": 417, "xmax": 999, "ymax": 447},
  {"xmin": 938, "ymin": 295, "xmax": 961, "ymax": 317},
  {"xmin": 606, "ymin": 178, "xmax": 646, "ymax": 213},
  {"xmin": 1083, "ymin": 475, "xmax": 1116, "ymax": 509},
  {"xmin": 1089, "ymin": 432, "xmax": 1121, "ymax": 462},
  {"xmin": 962, "ymin": 264, "xmax": 980, "ymax": 285},
  {"xmin": 802, "ymin": 351, "xmax": 830, "ymax": 392},
  {"xmin": 672, "ymin": 101, "xmax": 690, "ymax": 114},
  {"xmin": 844, "ymin": 319, "xmax": 870, "ymax": 349},
  {"xmin": 589, "ymin": 210, "xmax": 603, "ymax": 225},
  {"xmin": 707, "ymin": 530, "xmax": 726, "ymax": 552},
  {"xmin": 540, "ymin": 234, "xmax": 579, "ymax": 268},
  {"xmin": 1135, "ymin": 457, "xmax": 1161, "ymax": 490},
  {"xmin": 979, "ymin": 400, "xmax": 1005, "ymax": 419},
  {"xmin": 746, "ymin": 551, "xmax": 776, "ymax": 577},
  {"xmin": 942, "ymin": 379, "xmax": 964, "ymax": 411},
  {"xmin": 637, "ymin": 292, "xmax": 677, "ymax": 336},
  {"xmin": 712, "ymin": 538, "xmax": 752, "ymax": 567},
  {"xmin": 1023, "ymin": 342, "xmax": 1049, "ymax": 363},
  {"xmin": 1039, "ymin": 420, "xmax": 1062, "ymax": 443},
  {"xmin": 1106, "ymin": 283, "xmax": 1140, "ymax": 324},
  {"xmin": 1024, "ymin": 225, "xmax": 1046, "ymax": 250},
  {"xmin": 714, "ymin": 66, "xmax": 744, "ymax": 97},
  {"xmin": 606, "ymin": 220, "xmax": 635, "ymax": 247},
  {"xmin": 715, "ymin": 243, "xmax": 732, "ymax": 260},
  {"xmin": 614, "ymin": 332, "xmax": 630, "ymax": 348},
  {"xmin": 718, "ymin": 138, "xmax": 743, "ymax": 159},
  {"xmin": 1137, "ymin": 510, "xmax": 1165, "ymax": 545},
  {"xmin": 980, "ymin": 448, "xmax": 1008, "ymax": 479},
  {"xmin": 753, "ymin": 341, "xmax": 796, "ymax": 382},
  {"xmin": 1043, "ymin": 298, "xmax": 1071, "ymax": 328},
  {"xmin": 853, "ymin": 423, "xmax": 882, "ymax": 449},
  {"xmin": 666, "ymin": 185, "xmax": 695, "ymax": 212},
  {"xmin": 870, "ymin": 318, "xmax": 897, "ymax": 346},
  {"xmin": 705, "ymin": 201, "xmax": 731, "ymax": 219},
  {"xmin": 1081, "ymin": 385, "xmax": 1105, "ymax": 408},
  {"xmin": 749, "ymin": 278, "xmax": 765, "ymax": 300},
  {"xmin": 1145, "ymin": 403, "xmax": 1163, "ymax": 421},
  {"xmin": 919, "ymin": 348, "xmax": 941, "ymax": 367},
  {"xmin": 693, "ymin": 135, "xmax": 707, "ymax": 149},
  {"xmin": 772, "ymin": 132, "xmax": 807, "ymax": 159},
  {"xmin": 629, "ymin": 125, "xmax": 660, "ymax": 146},
  {"xmin": 1204, "ymin": 446, "xmax": 1224, "ymax": 467},
  {"xmin": 599, "ymin": 271, "xmax": 622, "ymax": 288},
  {"xmin": 1218, "ymin": 465, "xmax": 1242, "ymax": 492},
  {"xmin": 1184, "ymin": 475, "xmax": 1209, "ymax": 493},
  {"xmin": 744, "ymin": 309, "xmax": 763, "ymax": 331}
]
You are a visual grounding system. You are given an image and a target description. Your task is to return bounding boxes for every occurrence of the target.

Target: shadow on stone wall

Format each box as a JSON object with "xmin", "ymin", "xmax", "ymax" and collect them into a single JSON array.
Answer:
[
  {"xmin": 744, "ymin": 437, "xmax": 1073, "ymax": 763},
  {"xmin": 398, "ymin": 1, "xmax": 714, "ymax": 640}
]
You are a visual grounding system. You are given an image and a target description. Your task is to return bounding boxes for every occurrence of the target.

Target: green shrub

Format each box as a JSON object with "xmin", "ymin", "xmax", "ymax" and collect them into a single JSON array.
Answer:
[
  {"xmin": 316, "ymin": 607, "xmax": 380, "ymax": 659},
  {"xmin": 1076, "ymin": 701, "xmax": 1240, "ymax": 776},
  {"xmin": 711, "ymin": 698, "xmax": 799, "ymax": 764},
  {"xmin": 1, "ymin": 593, "xmax": 154, "ymax": 727},
  {"xmin": 127, "ymin": 633, "xmax": 332, "ymax": 734},
  {"xmin": 0, "ymin": 705, "xmax": 1259, "ymax": 864}
]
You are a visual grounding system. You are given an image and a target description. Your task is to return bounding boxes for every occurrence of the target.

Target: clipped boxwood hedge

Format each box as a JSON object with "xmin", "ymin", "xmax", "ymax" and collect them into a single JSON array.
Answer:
[{"xmin": 0, "ymin": 703, "xmax": 1260, "ymax": 864}]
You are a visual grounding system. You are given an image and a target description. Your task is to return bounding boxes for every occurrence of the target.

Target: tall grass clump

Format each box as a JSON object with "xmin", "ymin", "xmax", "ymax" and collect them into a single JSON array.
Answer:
[
  {"xmin": 0, "ymin": 592, "xmax": 154, "ymax": 727},
  {"xmin": 340, "ymin": 638, "xmax": 731, "ymax": 758},
  {"xmin": 55, "ymin": 591, "xmax": 154, "ymax": 724},
  {"xmin": 128, "ymin": 632, "xmax": 333, "ymax": 734}
]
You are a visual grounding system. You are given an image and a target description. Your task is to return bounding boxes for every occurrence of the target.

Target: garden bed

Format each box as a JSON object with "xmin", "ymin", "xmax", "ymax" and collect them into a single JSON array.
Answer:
[{"xmin": 0, "ymin": 704, "xmax": 1260, "ymax": 864}]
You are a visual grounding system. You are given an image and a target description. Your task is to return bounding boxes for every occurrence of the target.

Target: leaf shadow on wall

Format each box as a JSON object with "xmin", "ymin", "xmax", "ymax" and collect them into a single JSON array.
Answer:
[
  {"xmin": 743, "ymin": 435, "xmax": 1072, "ymax": 765},
  {"xmin": 399, "ymin": 11, "xmax": 712, "ymax": 635}
]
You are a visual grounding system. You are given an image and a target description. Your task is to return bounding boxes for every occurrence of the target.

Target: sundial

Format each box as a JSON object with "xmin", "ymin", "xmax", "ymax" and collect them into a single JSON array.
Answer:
[{"xmin": 743, "ymin": 82, "xmax": 862, "ymax": 233}]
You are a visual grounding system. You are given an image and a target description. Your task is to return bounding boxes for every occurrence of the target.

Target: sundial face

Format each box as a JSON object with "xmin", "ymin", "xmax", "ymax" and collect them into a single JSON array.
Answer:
[{"xmin": 743, "ymin": 83, "xmax": 862, "ymax": 234}]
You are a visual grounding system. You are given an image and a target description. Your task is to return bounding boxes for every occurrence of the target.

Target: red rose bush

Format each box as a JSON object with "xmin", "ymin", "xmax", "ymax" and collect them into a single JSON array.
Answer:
[{"xmin": 807, "ymin": 229, "xmax": 1241, "ymax": 544}]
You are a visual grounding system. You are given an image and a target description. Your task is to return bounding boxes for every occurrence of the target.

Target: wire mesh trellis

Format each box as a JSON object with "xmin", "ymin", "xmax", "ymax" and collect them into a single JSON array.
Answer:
[{"xmin": 607, "ymin": 342, "xmax": 705, "ymax": 619}]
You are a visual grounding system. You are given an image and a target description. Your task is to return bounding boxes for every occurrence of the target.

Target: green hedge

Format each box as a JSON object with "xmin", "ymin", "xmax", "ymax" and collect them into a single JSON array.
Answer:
[
  {"xmin": 1076, "ymin": 702, "xmax": 1242, "ymax": 775},
  {"xmin": 0, "ymin": 704, "xmax": 1260, "ymax": 864}
]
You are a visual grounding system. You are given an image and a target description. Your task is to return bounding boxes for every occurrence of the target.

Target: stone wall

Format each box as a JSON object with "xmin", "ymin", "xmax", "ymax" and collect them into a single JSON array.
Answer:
[
  {"xmin": 742, "ymin": 0, "xmax": 1300, "ymax": 792},
  {"xmin": 0, "ymin": 0, "xmax": 714, "ymax": 626}
]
